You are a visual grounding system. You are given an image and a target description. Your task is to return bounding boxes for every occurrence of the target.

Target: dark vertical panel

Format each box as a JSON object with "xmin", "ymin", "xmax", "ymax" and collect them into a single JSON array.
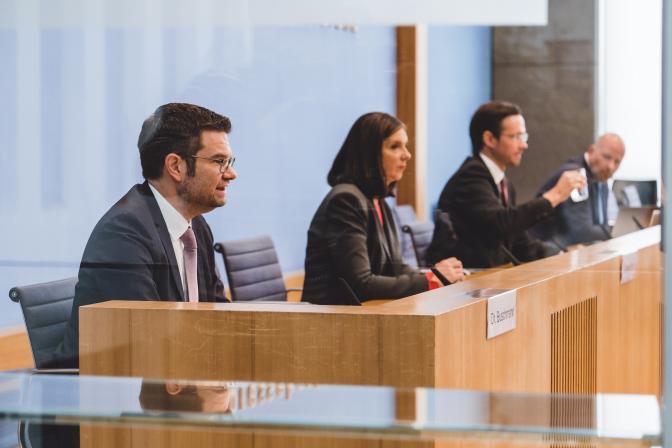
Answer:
[
  {"xmin": 40, "ymin": 29, "xmax": 63, "ymax": 206},
  {"xmin": 492, "ymin": 0, "xmax": 597, "ymax": 202}
]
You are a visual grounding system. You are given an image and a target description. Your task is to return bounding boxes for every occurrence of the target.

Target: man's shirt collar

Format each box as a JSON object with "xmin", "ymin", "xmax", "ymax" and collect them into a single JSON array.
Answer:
[
  {"xmin": 148, "ymin": 182, "xmax": 191, "ymax": 240},
  {"xmin": 479, "ymin": 152, "xmax": 505, "ymax": 186},
  {"xmin": 584, "ymin": 152, "xmax": 594, "ymax": 176}
]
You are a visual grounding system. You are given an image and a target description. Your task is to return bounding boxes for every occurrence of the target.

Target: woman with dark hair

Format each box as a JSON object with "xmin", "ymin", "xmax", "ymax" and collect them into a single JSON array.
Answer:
[{"xmin": 302, "ymin": 112, "xmax": 464, "ymax": 305}]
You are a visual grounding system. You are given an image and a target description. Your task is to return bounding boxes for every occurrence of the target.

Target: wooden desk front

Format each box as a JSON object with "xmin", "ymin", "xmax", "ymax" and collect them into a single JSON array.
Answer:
[{"xmin": 80, "ymin": 227, "xmax": 661, "ymax": 396}]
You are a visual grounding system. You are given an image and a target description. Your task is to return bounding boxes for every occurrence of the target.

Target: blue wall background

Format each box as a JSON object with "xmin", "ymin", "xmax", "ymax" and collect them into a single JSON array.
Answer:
[
  {"xmin": 0, "ymin": 25, "xmax": 490, "ymax": 329},
  {"xmin": 427, "ymin": 27, "xmax": 492, "ymax": 213}
]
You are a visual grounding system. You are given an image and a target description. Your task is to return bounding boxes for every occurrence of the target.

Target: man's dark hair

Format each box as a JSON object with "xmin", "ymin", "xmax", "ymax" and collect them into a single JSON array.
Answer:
[
  {"xmin": 138, "ymin": 103, "xmax": 232, "ymax": 179},
  {"xmin": 469, "ymin": 101, "xmax": 522, "ymax": 156},
  {"xmin": 327, "ymin": 112, "xmax": 404, "ymax": 198}
]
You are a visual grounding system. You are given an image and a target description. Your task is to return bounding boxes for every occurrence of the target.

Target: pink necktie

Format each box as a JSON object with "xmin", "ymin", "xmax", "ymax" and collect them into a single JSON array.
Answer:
[
  {"xmin": 180, "ymin": 227, "xmax": 199, "ymax": 302},
  {"xmin": 500, "ymin": 178, "xmax": 509, "ymax": 207}
]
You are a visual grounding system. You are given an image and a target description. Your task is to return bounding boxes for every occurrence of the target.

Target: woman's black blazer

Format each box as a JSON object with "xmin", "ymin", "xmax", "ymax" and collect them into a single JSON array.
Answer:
[{"xmin": 302, "ymin": 183, "xmax": 428, "ymax": 305}]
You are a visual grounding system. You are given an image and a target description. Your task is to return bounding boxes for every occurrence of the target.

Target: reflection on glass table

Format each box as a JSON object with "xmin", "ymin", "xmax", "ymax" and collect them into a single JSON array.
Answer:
[{"xmin": 0, "ymin": 372, "xmax": 661, "ymax": 446}]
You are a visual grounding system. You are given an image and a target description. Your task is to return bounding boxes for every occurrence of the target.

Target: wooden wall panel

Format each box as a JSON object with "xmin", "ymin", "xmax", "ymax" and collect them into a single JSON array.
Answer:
[
  {"xmin": 598, "ymin": 245, "xmax": 662, "ymax": 394},
  {"xmin": 131, "ymin": 307, "xmax": 254, "ymax": 381},
  {"xmin": 253, "ymin": 313, "xmax": 381, "ymax": 385},
  {"xmin": 380, "ymin": 315, "xmax": 435, "ymax": 387},
  {"xmin": 551, "ymin": 297, "xmax": 597, "ymax": 395},
  {"xmin": 80, "ymin": 228, "xmax": 662, "ymax": 398},
  {"xmin": 396, "ymin": 26, "xmax": 418, "ymax": 210},
  {"xmin": 80, "ymin": 307, "xmax": 131, "ymax": 376}
]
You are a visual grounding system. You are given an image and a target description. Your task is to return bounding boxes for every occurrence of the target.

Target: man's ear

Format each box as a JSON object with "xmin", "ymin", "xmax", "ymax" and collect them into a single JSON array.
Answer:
[
  {"xmin": 165, "ymin": 382, "xmax": 182, "ymax": 396},
  {"xmin": 165, "ymin": 153, "xmax": 185, "ymax": 182},
  {"xmin": 587, "ymin": 143, "xmax": 596, "ymax": 155},
  {"xmin": 483, "ymin": 130, "xmax": 497, "ymax": 149}
]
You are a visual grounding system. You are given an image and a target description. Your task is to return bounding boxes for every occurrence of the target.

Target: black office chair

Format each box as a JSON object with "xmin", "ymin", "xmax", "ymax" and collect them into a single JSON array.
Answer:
[
  {"xmin": 8, "ymin": 278, "xmax": 79, "ymax": 447},
  {"xmin": 401, "ymin": 221, "xmax": 435, "ymax": 268},
  {"xmin": 8, "ymin": 277, "xmax": 77, "ymax": 371},
  {"xmin": 214, "ymin": 236, "xmax": 301, "ymax": 302},
  {"xmin": 391, "ymin": 204, "xmax": 419, "ymax": 268}
]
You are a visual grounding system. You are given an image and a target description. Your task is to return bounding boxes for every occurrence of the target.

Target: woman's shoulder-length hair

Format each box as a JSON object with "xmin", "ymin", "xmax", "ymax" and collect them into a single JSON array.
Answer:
[{"xmin": 327, "ymin": 112, "xmax": 404, "ymax": 198}]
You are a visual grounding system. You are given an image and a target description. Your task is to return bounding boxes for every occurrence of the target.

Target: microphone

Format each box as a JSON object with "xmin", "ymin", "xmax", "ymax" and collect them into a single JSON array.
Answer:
[
  {"xmin": 337, "ymin": 278, "xmax": 362, "ymax": 306},
  {"xmin": 430, "ymin": 268, "xmax": 451, "ymax": 286},
  {"xmin": 500, "ymin": 245, "xmax": 522, "ymax": 266},
  {"xmin": 632, "ymin": 216, "xmax": 645, "ymax": 230},
  {"xmin": 550, "ymin": 237, "xmax": 568, "ymax": 252},
  {"xmin": 599, "ymin": 224, "xmax": 613, "ymax": 239}
]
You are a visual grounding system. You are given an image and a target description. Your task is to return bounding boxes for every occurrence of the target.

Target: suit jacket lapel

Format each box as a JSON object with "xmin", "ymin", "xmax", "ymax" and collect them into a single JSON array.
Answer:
[
  {"xmin": 474, "ymin": 157, "xmax": 514, "ymax": 247},
  {"xmin": 372, "ymin": 198, "xmax": 393, "ymax": 264},
  {"xmin": 380, "ymin": 200, "xmax": 402, "ymax": 263},
  {"xmin": 140, "ymin": 182, "xmax": 186, "ymax": 301},
  {"xmin": 474, "ymin": 156, "xmax": 501, "ymax": 201}
]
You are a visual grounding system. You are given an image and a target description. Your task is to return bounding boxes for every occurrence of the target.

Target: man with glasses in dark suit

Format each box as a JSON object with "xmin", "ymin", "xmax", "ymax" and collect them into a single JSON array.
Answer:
[
  {"xmin": 427, "ymin": 101, "xmax": 586, "ymax": 268},
  {"xmin": 51, "ymin": 103, "xmax": 236, "ymax": 368}
]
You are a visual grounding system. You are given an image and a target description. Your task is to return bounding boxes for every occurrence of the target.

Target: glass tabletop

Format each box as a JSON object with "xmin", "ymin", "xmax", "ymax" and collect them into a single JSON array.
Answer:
[{"xmin": 0, "ymin": 372, "xmax": 661, "ymax": 445}]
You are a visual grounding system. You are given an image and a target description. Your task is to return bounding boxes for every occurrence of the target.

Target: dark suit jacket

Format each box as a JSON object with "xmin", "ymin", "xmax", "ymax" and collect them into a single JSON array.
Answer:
[
  {"xmin": 302, "ymin": 183, "xmax": 428, "ymax": 305},
  {"xmin": 427, "ymin": 156, "xmax": 555, "ymax": 268},
  {"xmin": 530, "ymin": 155, "xmax": 611, "ymax": 247},
  {"xmin": 52, "ymin": 182, "xmax": 226, "ymax": 368}
]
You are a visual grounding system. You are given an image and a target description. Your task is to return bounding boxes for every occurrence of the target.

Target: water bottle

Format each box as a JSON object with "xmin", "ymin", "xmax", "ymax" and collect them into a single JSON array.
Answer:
[{"xmin": 570, "ymin": 168, "xmax": 589, "ymax": 202}]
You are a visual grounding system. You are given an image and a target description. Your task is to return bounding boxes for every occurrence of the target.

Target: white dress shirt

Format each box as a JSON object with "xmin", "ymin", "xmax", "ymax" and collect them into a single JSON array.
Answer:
[
  {"xmin": 479, "ymin": 152, "xmax": 506, "ymax": 194},
  {"xmin": 148, "ymin": 182, "xmax": 191, "ymax": 295}
]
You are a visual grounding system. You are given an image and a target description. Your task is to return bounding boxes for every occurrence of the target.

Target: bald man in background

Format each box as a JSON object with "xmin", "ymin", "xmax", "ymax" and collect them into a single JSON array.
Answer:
[{"xmin": 531, "ymin": 133, "xmax": 626, "ymax": 247}]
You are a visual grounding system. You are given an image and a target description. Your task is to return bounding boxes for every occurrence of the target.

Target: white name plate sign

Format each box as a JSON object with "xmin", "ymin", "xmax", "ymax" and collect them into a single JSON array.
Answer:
[
  {"xmin": 486, "ymin": 289, "xmax": 517, "ymax": 339},
  {"xmin": 620, "ymin": 251, "xmax": 638, "ymax": 284}
]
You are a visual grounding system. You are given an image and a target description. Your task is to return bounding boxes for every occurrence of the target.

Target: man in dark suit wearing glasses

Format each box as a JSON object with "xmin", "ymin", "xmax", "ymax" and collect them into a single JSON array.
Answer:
[
  {"xmin": 427, "ymin": 101, "xmax": 586, "ymax": 268},
  {"xmin": 51, "ymin": 103, "xmax": 236, "ymax": 368}
]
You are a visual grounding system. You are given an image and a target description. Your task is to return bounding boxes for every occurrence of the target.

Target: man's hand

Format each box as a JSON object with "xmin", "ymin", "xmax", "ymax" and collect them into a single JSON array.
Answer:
[
  {"xmin": 543, "ymin": 170, "xmax": 587, "ymax": 207},
  {"xmin": 434, "ymin": 257, "xmax": 464, "ymax": 284}
]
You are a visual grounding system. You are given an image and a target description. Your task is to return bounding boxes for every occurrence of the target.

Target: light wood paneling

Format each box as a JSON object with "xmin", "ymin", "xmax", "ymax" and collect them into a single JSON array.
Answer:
[
  {"xmin": 80, "ymin": 227, "xmax": 662, "ymax": 398},
  {"xmin": 80, "ymin": 307, "xmax": 132, "ymax": 376},
  {"xmin": 284, "ymin": 270, "xmax": 304, "ymax": 302},
  {"xmin": 551, "ymin": 297, "xmax": 597, "ymax": 395}
]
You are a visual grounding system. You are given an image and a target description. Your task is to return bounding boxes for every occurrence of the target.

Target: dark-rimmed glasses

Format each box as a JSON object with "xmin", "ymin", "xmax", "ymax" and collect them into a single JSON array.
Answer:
[
  {"xmin": 189, "ymin": 155, "xmax": 236, "ymax": 173},
  {"xmin": 500, "ymin": 132, "xmax": 529, "ymax": 143}
]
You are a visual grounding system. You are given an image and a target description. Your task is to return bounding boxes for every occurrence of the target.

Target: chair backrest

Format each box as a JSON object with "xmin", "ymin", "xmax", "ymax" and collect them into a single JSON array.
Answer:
[
  {"xmin": 214, "ymin": 236, "xmax": 288, "ymax": 302},
  {"xmin": 401, "ymin": 221, "xmax": 435, "ymax": 268},
  {"xmin": 391, "ymin": 204, "xmax": 419, "ymax": 268},
  {"xmin": 8, "ymin": 277, "xmax": 77, "ymax": 370}
]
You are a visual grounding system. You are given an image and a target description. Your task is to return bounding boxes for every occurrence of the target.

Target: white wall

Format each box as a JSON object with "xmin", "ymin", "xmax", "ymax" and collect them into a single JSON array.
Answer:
[{"xmin": 598, "ymin": 0, "xmax": 663, "ymax": 183}]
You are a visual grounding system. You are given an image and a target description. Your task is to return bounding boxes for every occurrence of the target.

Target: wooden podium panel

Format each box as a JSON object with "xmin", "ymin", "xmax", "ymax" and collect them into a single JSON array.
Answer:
[{"xmin": 80, "ymin": 227, "xmax": 662, "ymax": 396}]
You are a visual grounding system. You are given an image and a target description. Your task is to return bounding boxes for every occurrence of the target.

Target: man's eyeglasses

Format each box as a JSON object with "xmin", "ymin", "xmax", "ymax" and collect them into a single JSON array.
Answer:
[
  {"xmin": 189, "ymin": 155, "xmax": 236, "ymax": 173},
  {"xmin": 501, "ymin": 132, "xmax": 529, "ymax": 143}
]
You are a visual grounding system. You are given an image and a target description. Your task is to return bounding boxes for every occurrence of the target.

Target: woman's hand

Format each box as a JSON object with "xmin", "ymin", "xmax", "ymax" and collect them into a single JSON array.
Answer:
[{"xmin": 434, "ymin": 257, "xmax": 464, "ymax": 284}]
